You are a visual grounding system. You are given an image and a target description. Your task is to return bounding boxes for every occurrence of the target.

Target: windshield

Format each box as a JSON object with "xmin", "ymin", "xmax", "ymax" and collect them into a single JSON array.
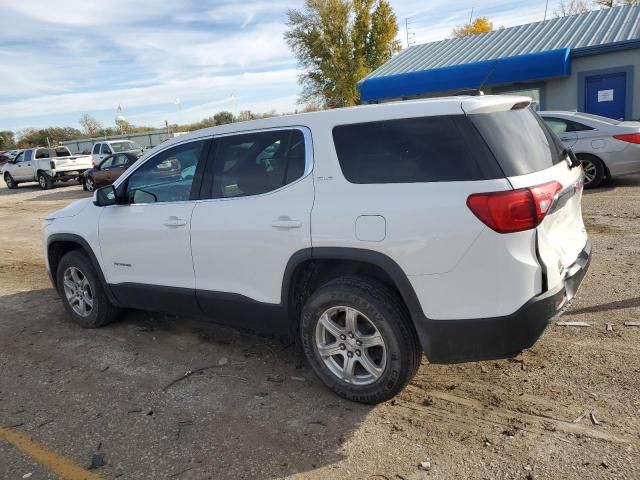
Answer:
[
  {"xmin": 574, "ymin": 112, "xmax": 620, "ymax": 125},
  {"xmin": 111, "ymin": 141, "xmax": 141, "ymax": 153}
]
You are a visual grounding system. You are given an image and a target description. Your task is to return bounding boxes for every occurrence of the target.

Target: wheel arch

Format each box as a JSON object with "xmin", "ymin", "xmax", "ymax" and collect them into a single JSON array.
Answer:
[
  {"xmin": 282, "ymin": 247, "xmax": 424, "ymax": 340},
  {"xmin": 47, "ymin": 233, "xmax": 119, "ymax": 306}
]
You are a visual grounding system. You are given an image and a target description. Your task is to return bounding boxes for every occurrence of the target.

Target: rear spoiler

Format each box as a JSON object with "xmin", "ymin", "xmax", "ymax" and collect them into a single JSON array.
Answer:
[{"xmin": 461, "ymin": 95, "xmax": 531, "ymax": 115}]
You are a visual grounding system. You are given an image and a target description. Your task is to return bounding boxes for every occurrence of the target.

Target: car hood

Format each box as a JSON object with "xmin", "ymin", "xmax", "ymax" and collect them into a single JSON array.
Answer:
[{"xmin": 46, "ymin": 197, "xmax": 92, "ymax": 220}]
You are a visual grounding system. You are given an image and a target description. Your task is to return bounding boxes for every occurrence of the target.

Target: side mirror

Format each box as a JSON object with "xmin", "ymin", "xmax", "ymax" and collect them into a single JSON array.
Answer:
[{"xmin": 93, "ymin": 185, "xmax": 118, "ymax": 207}]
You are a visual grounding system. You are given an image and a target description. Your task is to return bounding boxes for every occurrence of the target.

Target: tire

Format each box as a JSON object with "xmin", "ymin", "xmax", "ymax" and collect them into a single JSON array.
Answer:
[
  {"xmin": 4, "ymin": 173, "xmax": 17, "ymax": 189},
  {"xmin": 300, "ymin": 275, "xmax": 422, "ymax": 404},
  {"xmin": 84, "ymin": 176, "xmax": 95, "ymax": 192},
  {"xmin": 578, "ymin": 154, "xmax": 605, "ymax": 189},
  {"xmin": 56, "ymin": 250, "xmax": 120, "ymax": 328},
  {"xmin": 38, "ymin": 172, "xmax": 53, "ymax": 190}
]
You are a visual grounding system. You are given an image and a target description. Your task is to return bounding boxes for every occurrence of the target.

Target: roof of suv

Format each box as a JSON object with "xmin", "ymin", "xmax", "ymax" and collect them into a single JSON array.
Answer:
[{"xmin": 151, "ymin": 95, "xmax": 530, "ymax": 155}]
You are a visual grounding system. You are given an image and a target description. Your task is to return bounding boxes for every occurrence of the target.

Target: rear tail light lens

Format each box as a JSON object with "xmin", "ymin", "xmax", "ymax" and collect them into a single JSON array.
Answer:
[
  {"xmin": 467, "ymin": 181, "xmax": 563, "ymax": 233},
  {"xmin": 613, "ymin": 133, "xmax": 640, "ymax": 144}
]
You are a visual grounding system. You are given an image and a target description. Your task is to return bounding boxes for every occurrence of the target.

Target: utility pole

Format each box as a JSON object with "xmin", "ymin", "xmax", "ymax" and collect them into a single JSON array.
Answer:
[
  {"xmin": 469, "ymin": 7, "xmax": 474, "ymax": 24},
  {"xmin": 405, "ymin": 18, "xmax": 416, "ymax": 48}
]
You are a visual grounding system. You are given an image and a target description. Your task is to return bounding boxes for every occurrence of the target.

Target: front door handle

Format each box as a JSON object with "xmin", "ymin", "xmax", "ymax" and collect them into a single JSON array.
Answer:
[
  {"xmin": 272, "ymin": 216, "xmax": 302, "ymax": 229},
  {"xmin": 164, "ymin": 216, "xmax": 187, "ymax": 227}
]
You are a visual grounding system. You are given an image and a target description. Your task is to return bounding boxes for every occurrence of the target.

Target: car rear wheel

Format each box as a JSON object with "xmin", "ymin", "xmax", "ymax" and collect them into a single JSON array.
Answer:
[
  {"xmin": 56, "ymin": 250, "xmax": 120, "ymax": 328},
  {"xmin": 85, "ymin": 176, "xmax": 95, "ymax": 192},
  {"xmin": 578, "ymin": 154, "xmax": 605, "ymax": 189},
  {"xmin": 38, "ymin": 172, "xmax": 53, "ymax": 190},
  {"xmin": 300, "ymin": 275, "xmax": 422, "ymax": 404},
  {"xmin": 4, "ymin": 173, "xmax": 17, "ymax": 189}
]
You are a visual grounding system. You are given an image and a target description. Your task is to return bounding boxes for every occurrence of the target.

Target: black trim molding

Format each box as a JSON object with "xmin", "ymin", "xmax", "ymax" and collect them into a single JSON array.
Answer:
[{"xmin": 46, "ymin": 233, "xmax": 120, "ymax": 306}]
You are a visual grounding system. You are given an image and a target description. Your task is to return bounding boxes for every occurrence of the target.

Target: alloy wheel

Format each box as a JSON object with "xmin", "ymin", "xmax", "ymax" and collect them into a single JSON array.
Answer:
[
  {"xmin": 314, "ymin": 306, "xmax": 387, "ymax": 386},
  {"xmin": 86, "ymin": 177, "xmax": 95, "ymax": 192},
  {"xmin": 581, "ymin": 159, "xmax": 597, "ymax": 186},
  {"xmin": 62, "ymin": 266, "xmax": 94, "ymax": 317}
]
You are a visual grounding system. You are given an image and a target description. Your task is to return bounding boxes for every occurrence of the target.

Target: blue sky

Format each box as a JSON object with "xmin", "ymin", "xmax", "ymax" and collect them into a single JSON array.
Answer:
[{"xmin": 0, "ymin": 0, "xmax": 549, "ymax": 132}]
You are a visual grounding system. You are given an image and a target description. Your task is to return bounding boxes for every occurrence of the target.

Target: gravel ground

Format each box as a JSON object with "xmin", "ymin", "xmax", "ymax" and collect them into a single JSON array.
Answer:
[{"xmin": 0, "ymin": 177, "xmax": 639, "ymax": 480}]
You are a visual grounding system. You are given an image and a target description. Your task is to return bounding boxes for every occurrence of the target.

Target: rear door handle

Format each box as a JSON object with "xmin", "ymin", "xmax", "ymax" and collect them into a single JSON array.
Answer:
[
  {"xmin": 272, "ymin": 217, "xmax": 302, "ymax": 229},
  {"xmin": 164, "ymin": 216, "xmax": 187, "ymax": 227}
]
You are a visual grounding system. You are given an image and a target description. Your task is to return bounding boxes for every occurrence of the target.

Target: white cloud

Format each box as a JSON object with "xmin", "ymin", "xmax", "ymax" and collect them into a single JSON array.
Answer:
[
  {"xmin": 0, "ymin": 0, "xmax": 555, "ymax": 131},
  {"xmin": 0, "ymin": 69, "xmax": 299, "ymax": 119},
  {"xmin": 2, "ymin": 0, "xmax": 180, "ymax": 26}
]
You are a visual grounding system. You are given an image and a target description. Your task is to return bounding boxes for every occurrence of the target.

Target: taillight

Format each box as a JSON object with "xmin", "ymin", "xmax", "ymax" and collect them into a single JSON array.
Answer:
[
  {"xmin": 467, "ymin": 181, "xmax": 563, "ymax": 233},
  {"xmin": 613, "ymin": 133, "xmax": 640, "ymax": 144}
]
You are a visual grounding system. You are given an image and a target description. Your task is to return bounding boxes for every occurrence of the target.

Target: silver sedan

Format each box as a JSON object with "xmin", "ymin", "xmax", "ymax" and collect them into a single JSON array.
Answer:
[{"xmin": 540, "ymin": 111, "xmax": 640, "ymax": 188}]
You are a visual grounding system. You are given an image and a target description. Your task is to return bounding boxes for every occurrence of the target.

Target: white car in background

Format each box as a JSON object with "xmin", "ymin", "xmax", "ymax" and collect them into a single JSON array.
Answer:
[
  {"xmin": 91, "ymin": 140, "xmax": 144, "ymax": 166},
  {"xmin": 2, "ymin": 146, "xmax": 92, "ymax": 189},
  {"xmin": 540, "ymin": 111, "xmax": 640, "ymax": 188}
]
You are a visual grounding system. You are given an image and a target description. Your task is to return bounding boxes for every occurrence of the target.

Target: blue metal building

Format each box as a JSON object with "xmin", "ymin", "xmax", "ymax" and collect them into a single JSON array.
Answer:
[{"xmin": 359, "ymin": 5, "xmax": 640, "ymax": 120}]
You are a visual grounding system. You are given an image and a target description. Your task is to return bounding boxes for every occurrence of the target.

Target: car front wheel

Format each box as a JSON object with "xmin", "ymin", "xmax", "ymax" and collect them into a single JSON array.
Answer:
[
  {"xmin": 4, "ymin": 173, "xmax": 17, "ymax": 189},
  {"xmin": 56, "ymin": 250, "xmax": 120, "ymax": 328},
  {"xmin": 300, "ymin": 275, "xmax": 422, "ymax": 404}
]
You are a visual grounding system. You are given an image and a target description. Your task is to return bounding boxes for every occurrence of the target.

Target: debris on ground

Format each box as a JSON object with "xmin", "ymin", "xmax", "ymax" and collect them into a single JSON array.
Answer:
[
  {"xmin": 590, "ymin": 411, "xmax": 601, "ymax": 426},
  {"xmin": 556, "ymin": 321, "xmax": 590, "ymax": 327},
  {"xmin": 480, "ymin": 365, "xmax": 488, "ymax": 373},
  {"xmin": 606, "ymin": 323, "xmax": 614, "ymax": 332},
  {"xmin": 22, "ymin": 473, "xmax": 32, "ymax": 479},
  {"xmin": 419, "ymin": 460, "xmax": 431, "ymax": 471},
  {"xmin": 266, "ymin": 374, "xmax": 284, "ymax": 384},
  {"xmin": 218, "ymin": 357, "xmax": 228, "ymax": 366},
  {"xmin": 162, "ymin": 364, "xmax": 229, "ymax": 391},
  {"xmin": 291, "ymin": 376, "xmax": 306, "ymax": 382},
  {"xmin": 573, "ymin": 411, "xmax": 589, "ymax": 423},
  {"xmin": 624, "ymin": 321, "xmax": 640, "ymax": 327},
  {"xmin": 88, "ymin": 452, "xmax": 106, "ymax": 470}
]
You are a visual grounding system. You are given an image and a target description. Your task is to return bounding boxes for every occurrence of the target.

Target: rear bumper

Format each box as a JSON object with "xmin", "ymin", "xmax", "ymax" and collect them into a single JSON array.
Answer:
[{"xmin": 415, "ymin": 239, "xmax": 591, "ymax": 364}]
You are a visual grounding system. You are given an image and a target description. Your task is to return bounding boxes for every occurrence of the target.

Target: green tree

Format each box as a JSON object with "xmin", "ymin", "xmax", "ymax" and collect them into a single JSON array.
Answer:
[
  {"xmin": 285, "ymin": 0, "xmax": 401, "ymax": 108},
  {"xmin": 17, "ymin": 127, "xmax": 82, "ymax": 148},
  {"xmin": 214, "ymin": 111, "xmax": 235, "ymax": 125},
  {"xmin": 0, "ymin": 131, "xmax": 15, "ymax": 150},
  {"xmin": 452, "ymin": 16, "xmax": 494, "ymax": 37}
]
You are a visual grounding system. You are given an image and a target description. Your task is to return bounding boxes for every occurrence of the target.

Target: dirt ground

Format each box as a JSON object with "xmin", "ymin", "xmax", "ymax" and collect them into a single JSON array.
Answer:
[{"xmin": 0, "ymin": 177, "xmax": 639, "ymax": 480}]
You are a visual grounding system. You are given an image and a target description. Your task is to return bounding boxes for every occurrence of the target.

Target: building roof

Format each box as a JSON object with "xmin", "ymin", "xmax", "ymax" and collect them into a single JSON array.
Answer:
[{"xmin": 364, "ymin": 4, "xmax": 640, "ymax": 81}]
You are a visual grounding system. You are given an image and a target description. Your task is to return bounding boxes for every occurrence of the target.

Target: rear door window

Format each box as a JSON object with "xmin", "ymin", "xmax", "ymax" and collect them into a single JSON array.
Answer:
[
  {"xmin": 469, "ymin": 108, "xmax": 565, "ymax": 177},
  {"xmin": 24, "ymin": 150, "xmax": 33, "ymax": 162},
  {"xmin": 332, "ymin": 116, "xmax": 502, "ymax": 184},
  {"xmin": 101, "ymin": 144, "xmax": 111, "ymax": 154},
  {"xmin": 211, "ymin": 129, "xmax": 306, "ymax": 198},
  {"xmin": 93, "ymin": 144, "xmax": 101, "ymax": 154}
]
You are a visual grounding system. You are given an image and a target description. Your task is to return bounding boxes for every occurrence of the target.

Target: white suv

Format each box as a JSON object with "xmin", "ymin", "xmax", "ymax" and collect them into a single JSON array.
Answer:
[{"xmin": 44, "ymin": 96, "xmax": 591, "ymax": 403}]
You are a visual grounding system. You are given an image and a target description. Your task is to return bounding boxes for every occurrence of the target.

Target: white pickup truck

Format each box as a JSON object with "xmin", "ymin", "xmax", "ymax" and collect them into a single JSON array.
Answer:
[{"xmin": 2, "ymin": 146, "xmax": 93, "ymax": 190}]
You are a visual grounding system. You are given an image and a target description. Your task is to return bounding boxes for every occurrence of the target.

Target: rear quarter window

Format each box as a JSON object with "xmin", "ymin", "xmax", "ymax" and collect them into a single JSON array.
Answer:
[
  {"xmin": 470, "ymin": 108, "xmax": 565, "ymax": 177},
  {"xmin": 332, "ymin": 115, "xmax": 502, "ymax": 184}
]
